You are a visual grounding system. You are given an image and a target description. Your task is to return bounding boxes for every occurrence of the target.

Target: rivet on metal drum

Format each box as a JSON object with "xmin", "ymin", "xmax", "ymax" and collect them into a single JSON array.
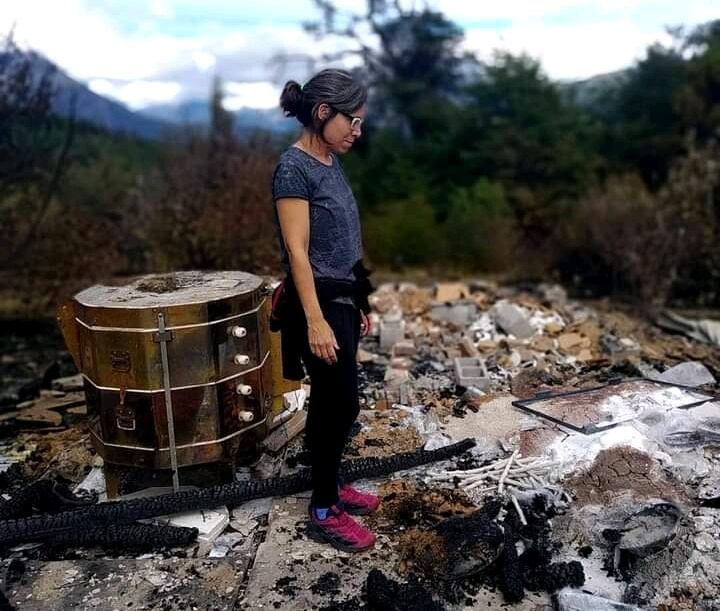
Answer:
[
  {"xmin": 230, "ymin": 325, "xmax": 247, "ymax": 338},
  {"xmin": 236, "ymin": 384, "xmax": 253, "ymax": 396}
]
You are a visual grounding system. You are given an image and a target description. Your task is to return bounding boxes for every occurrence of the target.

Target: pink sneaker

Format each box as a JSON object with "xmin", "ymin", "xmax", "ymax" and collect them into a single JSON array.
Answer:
[
  {"xmin": 338, "ymin": 484, "xmax": 381, "ymax": 515},
  {"xmin": 308, "ymin": 505, "xmax": 376, "ymax": 552}
]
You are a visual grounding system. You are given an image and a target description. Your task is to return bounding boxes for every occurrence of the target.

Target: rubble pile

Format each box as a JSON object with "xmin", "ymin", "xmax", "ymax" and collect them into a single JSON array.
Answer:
[{"xmin": 0, "ymin": 279, "xmax": 719, "ymax": 609}]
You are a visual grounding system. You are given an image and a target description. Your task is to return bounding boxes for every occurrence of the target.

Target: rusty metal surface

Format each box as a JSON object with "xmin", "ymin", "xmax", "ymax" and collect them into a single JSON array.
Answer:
[
  {"xmin": 62, "ymin": 271, "xmax": 274, "ymax": 469},
  {"xmin": 268, "ymin": 300, "xmax": 301, "ymax": 417}
]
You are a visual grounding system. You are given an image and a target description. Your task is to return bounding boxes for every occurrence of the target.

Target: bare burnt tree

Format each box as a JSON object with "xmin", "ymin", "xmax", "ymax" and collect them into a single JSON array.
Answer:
[
  {"xmin": 273, "ymin": 0, "xmax": 471, "ymax": 137},
  {"xmin": 150, "ymin": 77, "xmax": 279, "ymax": 273}
]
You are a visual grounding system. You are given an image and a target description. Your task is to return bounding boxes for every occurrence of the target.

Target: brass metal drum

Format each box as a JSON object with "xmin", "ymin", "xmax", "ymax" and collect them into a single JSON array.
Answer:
[{"xmin": 58, "ymin": 271, "xmax": 272, "ymax": 471}]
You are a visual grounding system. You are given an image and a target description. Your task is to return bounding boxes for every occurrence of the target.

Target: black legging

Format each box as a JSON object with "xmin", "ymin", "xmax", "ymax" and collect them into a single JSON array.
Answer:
[{"xmin": 300, "ymin": 300, "xmax": 361, "ymax": 508}]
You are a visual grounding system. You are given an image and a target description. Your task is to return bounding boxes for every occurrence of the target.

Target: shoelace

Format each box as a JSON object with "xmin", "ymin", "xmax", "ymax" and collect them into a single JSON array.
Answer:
[{"xmin": 332, "ymin": 512, "xmax": 366, "ymax": 538}]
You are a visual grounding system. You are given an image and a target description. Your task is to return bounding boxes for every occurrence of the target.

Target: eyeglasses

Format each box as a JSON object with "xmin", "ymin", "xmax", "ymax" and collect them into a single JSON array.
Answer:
[{"xmin": 336, "ymin": 109, "xmax": 364, "ymax": 132}]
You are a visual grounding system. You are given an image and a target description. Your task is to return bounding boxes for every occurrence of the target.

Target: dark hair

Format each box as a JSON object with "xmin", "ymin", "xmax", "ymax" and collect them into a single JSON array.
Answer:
[{"xmin": 279, "ymin": 68, "xmax": 367, "ymax": 133}]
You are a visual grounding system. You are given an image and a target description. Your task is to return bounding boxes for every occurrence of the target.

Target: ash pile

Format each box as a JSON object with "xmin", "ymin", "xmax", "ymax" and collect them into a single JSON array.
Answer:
[{"xmin": 1, "ymin": 280, "xmax": 720, "ymax": 610}]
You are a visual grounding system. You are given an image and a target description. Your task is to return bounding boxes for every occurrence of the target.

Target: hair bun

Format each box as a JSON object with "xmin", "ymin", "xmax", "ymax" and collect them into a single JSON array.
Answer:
[{"xmin": 279, "ymin": 80, "xmax": 302, "ymax": 117}]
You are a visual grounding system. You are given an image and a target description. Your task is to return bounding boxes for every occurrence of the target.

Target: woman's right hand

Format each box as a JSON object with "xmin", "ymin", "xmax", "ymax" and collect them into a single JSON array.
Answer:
[{"xmin": 308, "ymin": 317, "xmax": 340, "ymax": 365}]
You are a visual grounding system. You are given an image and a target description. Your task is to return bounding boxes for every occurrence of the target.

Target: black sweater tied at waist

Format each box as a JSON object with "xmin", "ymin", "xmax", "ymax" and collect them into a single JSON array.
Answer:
[{"xmin": 269, "ymin": 260, "xmax": 373, "ymax": 380}]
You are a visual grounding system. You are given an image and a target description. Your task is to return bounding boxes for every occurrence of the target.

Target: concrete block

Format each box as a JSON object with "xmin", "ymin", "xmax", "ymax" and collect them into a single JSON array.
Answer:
[
  {"xmin": 379, "ymin": 316, "xmax": 405, "ymax": 350},
  {"xmin": 430, "ymin": 301, "xmax": 477, "ymax": 326},
  {"xmin": 454, "ymin": 357, "xmax": 490, "ymax": 389},
  {"xmin": 392, "ymin": 340, "xmax": 417, "ymax": 357},
  {"xmin": 491, "ymin": 303, "xmax": 535, "ymax": 338}
]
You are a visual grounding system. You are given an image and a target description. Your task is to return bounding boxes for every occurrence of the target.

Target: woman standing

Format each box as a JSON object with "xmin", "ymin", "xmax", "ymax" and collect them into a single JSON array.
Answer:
[{"xmin": 271, "ymin": 68, "xmax": 379, "ymax": 552}]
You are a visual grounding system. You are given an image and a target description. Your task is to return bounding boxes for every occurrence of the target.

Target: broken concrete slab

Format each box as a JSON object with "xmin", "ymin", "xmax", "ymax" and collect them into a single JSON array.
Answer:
[
  {"xmin": 491, "ymin": 302, "xmax": 536, "ymax": 339},
  {"xmin": 163, "ymin": 507, "xmax": 230, "ymax": 556},
  {"xmin": 554, "ymin": 590, "xmax": 644, "ymax": 611},
  {"xmin": 241, "ymin": 497, "xmax": 399, "ymax": 610},
  {"xmin": 2, "ymin": 557, "xmax": 246, "ymax": 611},
  {"xmin": 651, "ymin": 361, "xmax": 716, "ymax": 387}
]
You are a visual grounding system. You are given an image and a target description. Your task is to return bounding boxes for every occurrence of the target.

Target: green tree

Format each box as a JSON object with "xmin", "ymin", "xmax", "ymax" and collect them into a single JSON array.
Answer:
[
  {"xmin": 456, "ymin": 53, "xmax": 598, "ymax": 240},
  {"xmin": 678, "ymin": 20, "xmax": 720, "ymax": 143},
  {"xmin": 363, "ymin": 195, "xmax": 437, "ymax": 268},
  {"xmin": 443, "ymin": 179, "xmax": 518, "ymax": 272},
  {"xmin": 606, "ymin": 44, "xmax": 687, "ymax": 187}
]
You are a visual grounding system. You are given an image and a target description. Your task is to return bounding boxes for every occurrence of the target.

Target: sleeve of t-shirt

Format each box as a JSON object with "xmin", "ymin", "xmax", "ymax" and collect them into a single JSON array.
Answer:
[{"xmin": 272, "ymin": 161, "xmax": 310, "ymax": 201}]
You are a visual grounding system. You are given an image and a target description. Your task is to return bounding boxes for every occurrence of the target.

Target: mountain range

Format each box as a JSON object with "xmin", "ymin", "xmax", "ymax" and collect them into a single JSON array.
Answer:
[{"xmin": 2, "ymin": 47, "xmax": 624, "ymax": 141}]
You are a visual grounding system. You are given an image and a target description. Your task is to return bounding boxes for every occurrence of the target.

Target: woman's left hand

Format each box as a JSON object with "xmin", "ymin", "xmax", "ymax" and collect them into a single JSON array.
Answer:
[{"xmin": 359, "ymin": 310, "xmax": 371, "ymax": 337}]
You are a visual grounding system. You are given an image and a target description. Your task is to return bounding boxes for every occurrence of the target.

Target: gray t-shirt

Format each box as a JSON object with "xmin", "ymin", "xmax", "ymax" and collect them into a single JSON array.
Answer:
[{"xmin": 272, "ymin": 146, "xmax": 363, "ymax": 292}]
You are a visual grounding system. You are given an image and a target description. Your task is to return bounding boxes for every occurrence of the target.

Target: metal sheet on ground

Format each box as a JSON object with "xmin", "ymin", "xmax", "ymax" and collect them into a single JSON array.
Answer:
[{"xmin": 512, "ymin": 378, "xmax": 716, "ymax": 434}]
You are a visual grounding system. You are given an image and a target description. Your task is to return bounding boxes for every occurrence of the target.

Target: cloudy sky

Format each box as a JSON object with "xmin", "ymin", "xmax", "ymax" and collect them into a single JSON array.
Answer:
[{"xmin": 2, "ymin": 0, "xmax": 717, "ymax": 111}]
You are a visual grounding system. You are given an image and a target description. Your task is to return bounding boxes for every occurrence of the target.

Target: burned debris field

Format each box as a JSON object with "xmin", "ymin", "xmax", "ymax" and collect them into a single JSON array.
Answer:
[{"xmin": 1, "ymin": 279, "xmax": 719, "ymax": 610}]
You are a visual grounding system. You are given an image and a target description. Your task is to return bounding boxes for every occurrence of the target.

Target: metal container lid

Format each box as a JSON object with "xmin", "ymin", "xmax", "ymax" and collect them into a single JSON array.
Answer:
[{"xmin": 73, "ymin": 271, "xmax": 266, "ymax": 330}]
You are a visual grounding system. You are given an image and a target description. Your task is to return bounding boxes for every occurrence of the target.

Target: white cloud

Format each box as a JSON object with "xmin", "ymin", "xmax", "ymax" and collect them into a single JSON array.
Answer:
[
  {"xmin": 436, "ymin": 0, "xmax": 588, "ymax": 22},
  {"xmin": 463, "ymin": 19, "xmax": 674, "ymax": 80},
  {"xmin": 435, "ymin": 0, "xmax": 716, "ymax": 24},
  {"xmin": 1, "ymin": 0, "xmax": 197, "ymax": 81},
  {"xmin": 2, "ymin": 0, "xmax": 718, "ymax": 110},
  {"xmin": 192, "ymin": 50, "xmax": 217, "ymax": 71},
  {"xmin": 149, "ymin": 0, "xmax": 175, "ymax": 19},
  {"xmin": 224, "ymin": 81, "xmax": 280, "ymax": 110},
  {"xmin": 88, "ymin": 78, "xmax": 182, "ymax": 109}
]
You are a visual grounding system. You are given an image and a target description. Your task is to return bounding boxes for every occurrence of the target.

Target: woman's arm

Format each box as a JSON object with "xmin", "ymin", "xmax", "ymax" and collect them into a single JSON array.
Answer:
[{"xmin": 276, "ymin": 198, "xmax": 339, "ymax": 365}]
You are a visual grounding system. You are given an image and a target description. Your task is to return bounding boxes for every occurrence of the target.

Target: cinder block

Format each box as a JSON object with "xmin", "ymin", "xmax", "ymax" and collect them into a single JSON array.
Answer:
[
  {"xmin": 379, "ymin": 317, "xmax": 405, "ymax": 350},
  {"xmin": 454, "ymin": 356, "xmax": 490, "ymax": 389}
]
